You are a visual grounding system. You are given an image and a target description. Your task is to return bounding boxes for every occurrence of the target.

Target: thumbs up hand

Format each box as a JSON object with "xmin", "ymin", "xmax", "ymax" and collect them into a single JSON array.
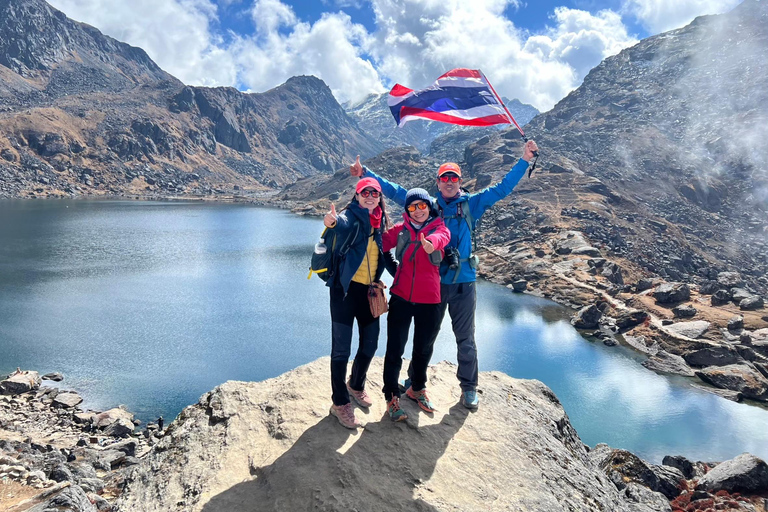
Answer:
[
  {"xmin": 324, "ymin": 203, "xmax": 338, "ymax": 228},
  {"xmin": 350, "ymin": 155, "xmax": 363, "ymax": 177},
  {"xmin": 420, "ymin": 232, "xmax": 435, "ymax": 254}
]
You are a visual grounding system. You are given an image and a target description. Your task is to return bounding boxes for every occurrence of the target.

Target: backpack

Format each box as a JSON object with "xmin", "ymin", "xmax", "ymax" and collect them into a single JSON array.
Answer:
[
  {"xmin": 307, "ymin": 221, "xmax": 361, "ymax": 282},
  {"xmin": 394, "ymin": 225, "xmax": 442, "ymax": 266}
]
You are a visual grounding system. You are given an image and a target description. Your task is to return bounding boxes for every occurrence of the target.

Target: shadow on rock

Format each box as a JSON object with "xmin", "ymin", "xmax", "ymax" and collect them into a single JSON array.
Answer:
[{"xmin": 201, "ymin": 403, "xmax": 470, "ymax": 512}]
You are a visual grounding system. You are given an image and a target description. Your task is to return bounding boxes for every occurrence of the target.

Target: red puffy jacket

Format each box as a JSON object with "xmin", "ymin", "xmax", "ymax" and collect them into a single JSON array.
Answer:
[{"xmin": 382, "ymin": 214, "xmax": 451, "ymax": 304}]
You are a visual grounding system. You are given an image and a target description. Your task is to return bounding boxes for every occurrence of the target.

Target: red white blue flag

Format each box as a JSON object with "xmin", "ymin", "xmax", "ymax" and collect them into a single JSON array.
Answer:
[{"xmin": 387, "ymin": 68, "xmax": 512, "ymax": 128}]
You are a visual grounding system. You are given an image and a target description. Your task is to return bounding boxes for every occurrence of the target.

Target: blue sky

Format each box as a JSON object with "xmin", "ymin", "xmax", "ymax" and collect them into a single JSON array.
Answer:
[{"xmin": 47, "ymin": 0, "xmax": 742, "ymax": 111}]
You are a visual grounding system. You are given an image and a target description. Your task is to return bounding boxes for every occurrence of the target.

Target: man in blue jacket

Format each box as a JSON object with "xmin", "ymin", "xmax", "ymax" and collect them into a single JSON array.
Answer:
[{"xmin": 350, "ymin": 139, "xmax": 539, "ymax": 409}]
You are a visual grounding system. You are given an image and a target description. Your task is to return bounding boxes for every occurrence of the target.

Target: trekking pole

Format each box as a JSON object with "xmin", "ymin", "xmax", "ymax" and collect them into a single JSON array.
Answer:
[{"xmin": 479, "ymin": 70, "xmax": 540, "ymax": 177}]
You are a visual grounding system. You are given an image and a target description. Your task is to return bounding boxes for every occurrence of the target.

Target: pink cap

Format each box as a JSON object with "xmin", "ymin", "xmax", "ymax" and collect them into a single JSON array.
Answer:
[{"xmin": 356, "ymin": 177, "xmax": 382, "ymax": 193}]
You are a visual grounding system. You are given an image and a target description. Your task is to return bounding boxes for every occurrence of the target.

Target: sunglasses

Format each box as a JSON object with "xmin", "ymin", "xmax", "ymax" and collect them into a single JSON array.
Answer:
[
  {"xmin": 359, "ymin": 189, "xmax": 380, "ymax": 198},
  {"xmin": 439, "ymin": 175, "xmax": 460, "ymax": 183},
  {"xmin": 407, "ymin": 202, "xmax": 429, "ymax": 213}
]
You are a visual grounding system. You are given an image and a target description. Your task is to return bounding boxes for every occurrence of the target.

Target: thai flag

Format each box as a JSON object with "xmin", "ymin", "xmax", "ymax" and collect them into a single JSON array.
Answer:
[{"xmin": 387, "ymin": 69, "xmax": 512, "ymax": 128}]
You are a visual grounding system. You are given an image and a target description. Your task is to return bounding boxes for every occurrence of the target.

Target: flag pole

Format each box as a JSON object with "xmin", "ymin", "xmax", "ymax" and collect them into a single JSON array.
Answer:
[{"xmin": 479, "ymin": 70, "xmax": 539, "ymax": 175}]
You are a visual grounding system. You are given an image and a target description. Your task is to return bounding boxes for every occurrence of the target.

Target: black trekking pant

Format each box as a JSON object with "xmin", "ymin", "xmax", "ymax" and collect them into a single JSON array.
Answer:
[
  {"xmin": 330, "ymin": 281, "xmax": 379, "ymax": 406},
  {"xmin": 383, "ymin": 294, "xmax": 442, "ymax": 400},
  {"xmin": 429, "ymin": 282, "xmax": 478, "ymax": 391}
]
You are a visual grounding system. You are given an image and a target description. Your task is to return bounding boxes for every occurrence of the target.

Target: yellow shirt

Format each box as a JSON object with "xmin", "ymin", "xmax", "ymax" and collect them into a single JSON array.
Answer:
[{"xmin": 351, "ymin": 230, "xmax": 379, "ymax": 285}]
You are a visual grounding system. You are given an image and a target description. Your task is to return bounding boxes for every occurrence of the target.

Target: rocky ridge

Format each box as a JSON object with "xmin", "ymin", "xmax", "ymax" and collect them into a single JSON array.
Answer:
[
  {"xmin": 4, "ymin": 361, "xmax": 767, "ymax": 511},
  {"xmin": 0, "ymin": 0, "xmax": 383, "ymax": 200},
  {"xmin": 0, "ymin": 371, "xmax": 170, "ymax": 512}
]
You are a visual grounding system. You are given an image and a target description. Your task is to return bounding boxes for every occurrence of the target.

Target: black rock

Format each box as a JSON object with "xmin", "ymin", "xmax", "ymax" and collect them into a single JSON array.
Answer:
[
  {"xmin": 740, "ymin": 296, "xmax": 764, "ymax": 311},
  {"xmin": 711, "ymin": 289, "xmax": 732, "ymax": 306},
  {"xmin": 571, "ymin": 304, "xmax": 602, "ymax": 329},
  {"xmin": 672, "ymin": 304, "xmax": 697, "ymax": 318},
  {"xmin": 654, "ymin": 283, "xmax": 690, "ymax": 304},
  {"xmin": 662, "ymin": 455, "xmax": 695, "ymax": 479}
]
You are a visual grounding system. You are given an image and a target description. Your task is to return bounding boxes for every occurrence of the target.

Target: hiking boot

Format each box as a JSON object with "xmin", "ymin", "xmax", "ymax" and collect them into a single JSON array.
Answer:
[
  {"xmin": 461, "ymin": 390, "xmax": 479, "ymax": 410},
  {"xmin": 387, "ymin": 397, "xmax": 408, "ymax": 422},
  {"xmin": 347, "ymin": 381, "xmax": 373, "ymax": 408},
  {"xmin": 330, "ymin": 403, "xmax": 363, "ymax": 429},
  {"xmin": 405, "ymin": 386, "xmax": 436, "ymax": 413}
]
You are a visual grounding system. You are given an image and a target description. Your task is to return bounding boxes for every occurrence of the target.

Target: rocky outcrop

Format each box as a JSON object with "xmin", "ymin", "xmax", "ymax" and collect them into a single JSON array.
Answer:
[
  {"xmin": 116, "ymin": 357, "xmax": 652, "ymax": 512},
  {"xmin": 0, "ymin": 370, "xmax": 41, "ymax": 394},
  {"xmin": 696, "ymin": 453, "xmax": 768, "ymax": 494},
  {"xmin": 695, "ymin": 364, "xmax": 768, "ymax": 401}
]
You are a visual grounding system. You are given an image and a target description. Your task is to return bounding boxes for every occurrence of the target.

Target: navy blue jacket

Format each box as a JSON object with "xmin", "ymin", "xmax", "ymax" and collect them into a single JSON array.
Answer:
[{"xmin": 326, "ymin": 201, "xmax": 393, "ymax": 295}]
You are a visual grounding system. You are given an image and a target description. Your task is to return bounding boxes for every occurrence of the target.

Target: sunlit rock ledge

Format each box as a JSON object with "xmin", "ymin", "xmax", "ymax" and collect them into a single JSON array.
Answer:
[{"xmin": 114, "ymin": 357, "xmax": 659, "ymax": 512}]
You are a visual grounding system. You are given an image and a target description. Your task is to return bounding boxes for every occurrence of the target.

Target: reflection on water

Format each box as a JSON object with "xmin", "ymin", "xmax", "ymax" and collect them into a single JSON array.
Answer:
[{"xmin": 1, "ymin": 199, "xmax": 767, "ymax": 464}]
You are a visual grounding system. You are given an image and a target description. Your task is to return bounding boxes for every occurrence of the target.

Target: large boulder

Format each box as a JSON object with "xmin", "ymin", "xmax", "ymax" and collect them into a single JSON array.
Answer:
[
  {"xmin": 696, "ymin": 453, "xmax": 768, "ymax": 494},
  {"xmin": 616, "ymin": 310, "xmax": 649, "ymax": 330},
  {"xmin": 94, "ymin": 407, "xmax": 135, "ymax": 430},
  {"xmin": 717, "ymin": 271, "xmax": 743, "ymax": 288},
  {"xmin": 664, "ymin": 320, "xmax": 710, "ymax": 339},
  {"xmin": 653, "ymin": 283, "xmax": 690, "ymax": 304},
  {"xmin": 711, "ymin": 289, "xmax": 732, "ymax": 306},
  {"xmin": 695, "ymin": 364, "xmax": 768, "ymax": 401},
  {"xmin": 740, "ymin": 296, "xmax": 764, "ymax": 311},
  {"xmin": 572, "ymin": 304, "xmax": 602, "ymax": 329},
  {"xmin": 683, "ymin": 346, "xmax": 741, "ymax": 367},
  {"xmin": 589, "ymin": 444, "xmax": 683, "ymax": 499},
  {"xmin": 0, "ymin": 370, "xmax": 41, "ymax": 395},
  {"xmin": 53, "ymin": 392, "xmax": 83, "ymax": 409},
  {"xmin": 642, "ymin": 351, "xmax": 695, "ymax": 377},
  {"xmin": 116, "ymin": 358, "xmax": 644, "ymax": 512}
]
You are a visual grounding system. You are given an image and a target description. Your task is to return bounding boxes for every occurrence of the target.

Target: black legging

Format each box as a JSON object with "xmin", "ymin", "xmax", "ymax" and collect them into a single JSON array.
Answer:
[
  {"xmin": 330, "ymin": 281, "xmax": 379, "ymax": 406},
  {"xmin": 383, "ymin": 294, "xmax": 442, "ymax": 400}
]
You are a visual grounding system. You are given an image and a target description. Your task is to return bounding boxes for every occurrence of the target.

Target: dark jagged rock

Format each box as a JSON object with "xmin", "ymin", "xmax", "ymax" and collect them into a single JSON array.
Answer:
[
  {"xmin": 740, "ymin": 295, "xmax": 764, "ymax": 311},
  {"xmin": 642, "ymin": 351, "xmax": 695, "ymax": 377},
  {"xmin": 654, "ymin": 283, "xmax": 691, "ymax": 304},
  {"xmin": 683, "ymin": 346, "xmax": 742, "ymax": 367},
  {"xmin": 572, "ymin": 304, "xmax": 602, "ymax": 329},
  {"xmin": 672, "ymin": 304, "xmax": 697, "ymax": 318},
  {"xmin": 695, "ymin": 364, "xmax": 768, "ymax": 401}
]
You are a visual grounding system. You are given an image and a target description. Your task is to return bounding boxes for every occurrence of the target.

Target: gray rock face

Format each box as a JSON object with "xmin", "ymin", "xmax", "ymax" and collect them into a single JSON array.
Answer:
[
  {"xmin": 740, "ymin": 295, "xmax": 764, "ymax": 310},
  {"xmin": 695, "ymin": 364, "xmax": 768, "ymax": 401},
  {"xmin": 0, "ymin": 370, "xmax": 41, "ymax": 394},
  {"xmin": 653, "ymin": 283, "xmax": 691, "ymax": 304},
  {"xmin": 589, "ymin": 444, "xmax": 683, "ymax": 499},
  {"xmin": 616, "ymin": 310, "xmax": 649, "ymax": 330},
  {"xmin": 672, "ymin": 304, "xmax": 697, "ymax": 318},
  {"xmin": 696, "ymin": 453, "xmax": 768, "ymax": 494},
  {"xmin": 665, "ymin": 320, "xmax": 710, "ymax": 339},
  {"xmin": 572, "ymin": 304, "xmax": 603, "ymax": 329},
  {"xmin": 642, "ymin": 351, "xmax": 695, "ymax": 376},
  {"xmin": 683, "ymin": 346, "xmax": 741, "ymax": 367},
  {"xmin": 116, "ymin": 358, "xmax": 639, "ymax": 512},
  {"xmin": 53, "ymin": 392, "xmax": 83, "ymax": 408},
  {"xmin": 718, "ymin": 271, "xmax": 743, "ymax": 288},
  {"xmin": 27, "ymin": 484, "xmax": 98, "ymax": 512}
]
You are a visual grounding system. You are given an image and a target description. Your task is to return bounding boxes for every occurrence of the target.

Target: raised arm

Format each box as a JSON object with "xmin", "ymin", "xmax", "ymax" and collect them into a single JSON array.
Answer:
[
  {"xmin": 349, "ymin": 155, "xmax": 407, "ymax": 207},
  {"xmin": 468, "ymin": 140, "xmax": 538, "ymax": 218}
]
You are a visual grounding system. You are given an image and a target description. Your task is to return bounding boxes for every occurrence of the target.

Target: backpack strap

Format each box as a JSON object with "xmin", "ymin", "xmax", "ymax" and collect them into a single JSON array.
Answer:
[{"xmin": 439, "ymin": 200, "xmax": 477, "ymax": 283}]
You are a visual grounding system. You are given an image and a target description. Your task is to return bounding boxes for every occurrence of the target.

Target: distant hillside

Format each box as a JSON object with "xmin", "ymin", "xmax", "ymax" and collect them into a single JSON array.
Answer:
[{"xmin": 0, "ymin": 0, "xmax": 383, "ymax": 198}]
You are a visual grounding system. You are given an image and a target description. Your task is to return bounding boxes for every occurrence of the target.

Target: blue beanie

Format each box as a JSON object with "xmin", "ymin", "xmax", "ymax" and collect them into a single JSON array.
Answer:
[{"xmin": 405, "ymin": 188, "xmax": 431, "ymax": 209}]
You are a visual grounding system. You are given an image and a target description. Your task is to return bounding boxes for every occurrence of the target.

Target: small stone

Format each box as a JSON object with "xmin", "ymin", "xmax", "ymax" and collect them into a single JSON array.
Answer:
[
  {"xmin": 42, "ymin": 373, "xmax": 64, "ymax": 382},
  {"xmin": 728, "ymin": 316, "xmax": 744, "ymax": 331},
  {"xmin": 740, "ymin": 296, "xmax": 764, "ymax": 311}
]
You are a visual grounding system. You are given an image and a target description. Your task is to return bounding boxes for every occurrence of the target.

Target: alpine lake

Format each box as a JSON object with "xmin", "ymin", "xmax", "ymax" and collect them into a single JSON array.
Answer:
[{"xmin": 1, "ymin": 199, "xmax": 766, "ymax": 464}]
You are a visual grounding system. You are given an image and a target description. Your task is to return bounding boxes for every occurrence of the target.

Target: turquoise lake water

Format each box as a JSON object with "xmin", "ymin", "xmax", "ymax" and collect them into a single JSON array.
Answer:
[{"xmin": 1, "ymin": 199, "xmax": 766, "ymax": 464}]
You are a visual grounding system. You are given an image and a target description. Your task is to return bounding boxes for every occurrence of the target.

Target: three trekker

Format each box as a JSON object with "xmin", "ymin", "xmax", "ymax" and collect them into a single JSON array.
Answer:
[{"xmin": 319, "ymin": 139, "xmax": 538, "ymax": 428}]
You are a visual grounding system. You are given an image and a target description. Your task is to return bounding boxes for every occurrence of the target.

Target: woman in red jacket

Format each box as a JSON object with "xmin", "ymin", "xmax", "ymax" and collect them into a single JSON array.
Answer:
[{"xmin": 381, "ymin": 188, "xmax": 450, "ymax": 421}]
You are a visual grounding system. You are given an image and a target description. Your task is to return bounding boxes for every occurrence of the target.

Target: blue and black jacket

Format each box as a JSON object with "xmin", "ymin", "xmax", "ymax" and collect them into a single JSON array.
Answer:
[
  {"xmin": 325, "ymin": 200, "xmax": 395, "ymax": 295},
  {"xmin": 363, "ymin": 158, "xmax": 530, "ymax": 284}
]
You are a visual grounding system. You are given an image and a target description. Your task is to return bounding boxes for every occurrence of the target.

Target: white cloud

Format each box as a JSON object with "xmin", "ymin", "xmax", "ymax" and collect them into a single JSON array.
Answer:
[
  {"xmin": 251, "ymin": 0, "xmax": 296, "ymax": 33},
  {"xmin": 230, "ymin": 9, "xmax": 386, "ymax": 104},
  {"xmin": 368, "ymin": 0, "xmax": 636, "ymax": 111},
  {"xmin": 625, "ymin": 0, "xmax": 741, "ymax": 34},
  {"xmin": 47, "ymin": 0, "xmax": 237, "ymax": 87}
]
